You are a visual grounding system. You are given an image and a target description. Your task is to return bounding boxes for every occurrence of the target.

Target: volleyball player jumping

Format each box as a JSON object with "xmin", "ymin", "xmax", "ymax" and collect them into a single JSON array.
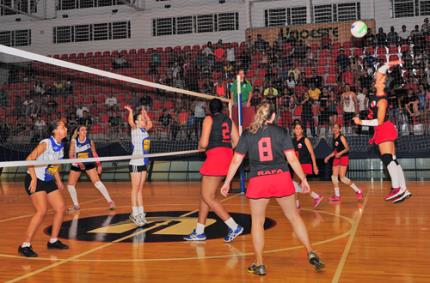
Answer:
[
  {"xmin": 353, "ymin": 60, "xmax": 412, "ymax": 203},
  {"xmin": 67, "ymin": 125, "xmax": 115, "ymax": 211},
  {"xmin": 221, "ymin": 103, "xmax": 324, "ymax": 275},
  {"xmin": 184, "ymin": 98, "xmax": 244, "ymax": 242}
]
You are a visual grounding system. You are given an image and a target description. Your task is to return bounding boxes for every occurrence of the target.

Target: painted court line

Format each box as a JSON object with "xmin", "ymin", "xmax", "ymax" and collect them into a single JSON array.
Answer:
[
  {"xmin": 331, "ymin": 192, "xmax": 370, "ymax": 283},
  {"xmin": 6, "ymin": 193, "xmax": 241, "ymax": 283}
]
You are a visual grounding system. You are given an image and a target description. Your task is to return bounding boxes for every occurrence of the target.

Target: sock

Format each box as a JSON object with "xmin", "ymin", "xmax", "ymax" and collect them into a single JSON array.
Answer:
[
  {"xmin": 132, "ymin": 206, "xmax": 139, "ymax": 217},
  {"xmin": 293, "ymin": 181, "xmax": 302, "ymax": 193},
  {"xmin": 49, "ymin": 237, "xmax": 58, "ymax": 244},
  {"xmin": 196, "ymin": 223, "xmax": 205, "ymax": 234},
  {"xmin": 138, "ymin": 206, "xmax": 144, "ymax": 214},
  {"xmin": 394, "ymin": 157, "xmax": 407, "ymax": 192},
  {"xmin": 310, "ymin": 191, "xmax": 320, "ymax": 199},
  {"xmin": 21, "ymin": 242, "xmax": 31, "ymax": 248},
  {"xmin": 67, "ymin": 185, "xmax": 79, "ymax": 206},
  {"xmin": 224, "ymin": 217, "xmax": 238, "ymax": 231},
  {"xmin": 350, "ymin": 183, "xmax": 361, "ymax": 193},
  {"xmin": 387, "ymin": 161, "xmax": 400, "ymax": 189},
  {"xmin": 94, "ymin": 181, "xmax": 112, "ymax": 203},
  {"xmin": 334, "ymin": 187, "xmax": 340, "ymax": 197}
]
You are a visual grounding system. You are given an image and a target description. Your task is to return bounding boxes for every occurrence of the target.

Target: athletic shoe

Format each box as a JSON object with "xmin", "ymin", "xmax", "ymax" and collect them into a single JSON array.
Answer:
[
  {"xmin": 392, "ymin": 190, "xmax": 412, "ymax": 204},
  {"xmin": 137, "ymin": 213, "xmax": 148, "ymax": 225},
  {"xmin": 308, "ymin": 251, "xmax": 325, "ymax": 272},
  {"xmin": 67, "ymin": 205, "xmax": 80, "ymax": 213},
  {"xmin": 247, "ymin": 264, "xmax": 266, "ymax": 276},
  {"xmin": 356, "ymin": 190, "xmax": 363, "ymax": 201},
  {"xmin": 18, "ymin": 246, "xmax": 38, "ymax": 257},
  {"xmin": 384, "ymin": 188, "xmax": 401, "ymax": 201},
  {"xmin": 313, "ymin": 196, "xmax": 324, "ymax": 208},
  {"xmin": 329, "ymin": 195, "xmax": 341, "ymax": 202},
  {"xmin": 129, "ymin": 214, "xmax": 144, "ymax": 227},
  {"xmin": 47, "ymin": 240, "xmax": 69, "ymax": 250},
  {"xmin": 108, "ymin": 201, "xmax": 116, "ymax": 210},
  {"xmin": 224, "ymin": 225, "xmax": 244, "ymax": 242},
  {"xmin": 183, "ymin": 230, "xmax": 207, "ymax": 241}
]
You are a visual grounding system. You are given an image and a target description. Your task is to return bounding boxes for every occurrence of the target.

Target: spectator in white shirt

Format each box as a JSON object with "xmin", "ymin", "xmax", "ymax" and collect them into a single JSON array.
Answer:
[
  {"xmin": 398, "ymin": 25, "xmax": 409, "ymax": 44},
  {"xmin": 226, "ymin": 43, "xmax": 235, "ymax": 64},
  {"xmin": 105, "ymin": 95, "xmax": 118, "ymax": 110},
  {"xmin": 76, "ymin": 105, "xmax": 89, "ymax": 118}
]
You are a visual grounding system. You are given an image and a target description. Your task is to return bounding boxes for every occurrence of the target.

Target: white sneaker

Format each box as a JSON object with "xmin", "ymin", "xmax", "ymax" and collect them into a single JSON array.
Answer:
[
  {"xmin": 137, "ymin": 213, "xmax": 148, "ymax": 226},
  {"xmin": 129, "ymin": 214, "xmax": 143, "ymax": 227}
]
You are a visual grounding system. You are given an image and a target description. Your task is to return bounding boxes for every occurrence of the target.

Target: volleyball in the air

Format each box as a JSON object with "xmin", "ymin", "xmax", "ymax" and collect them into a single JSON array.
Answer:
[{"xmin": 350, "ymin": 20, "xmax": 368, "ymax": 38}]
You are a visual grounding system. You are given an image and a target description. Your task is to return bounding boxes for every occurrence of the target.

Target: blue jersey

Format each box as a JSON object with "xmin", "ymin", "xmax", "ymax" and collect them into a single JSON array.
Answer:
[
  {"xmin": 74, "ymin": 137, "xmax": 93, "ymax": 159},
  {"xmin": 130, "ymin": 128, "xmax": 150, "ymax": 166}
]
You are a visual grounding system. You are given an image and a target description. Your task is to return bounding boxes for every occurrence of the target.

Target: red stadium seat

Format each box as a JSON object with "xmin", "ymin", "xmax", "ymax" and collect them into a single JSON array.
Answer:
[{"xmin": 326, "ymin": 74, "xmax": 337, "ymax": 85}]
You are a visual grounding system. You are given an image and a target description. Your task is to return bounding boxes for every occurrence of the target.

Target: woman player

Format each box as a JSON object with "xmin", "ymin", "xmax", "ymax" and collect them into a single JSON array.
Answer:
[
  {"xmin": 67, "ymin": 125, "xmax": 115, "ymax": 211},
  {"xmin": 221, "ymin": 103, "xmax": 324, "ymax": 275},
  {"xmin": 125, "ymin": 105, "xmax": 152, "ymax": 226},
  {"xmin": 353, "ymin": 61, "xmax": 411, "ymax": 203},
  {"xmin": 324, "ymin": 124, "xmax": 363, "ymax": 202},
  {"xmin": 19, "ymin": 120, "xmax": 69, "ymax": 257},
  {"xmin": 292, "ymin": 121, "xmax": 324, "ymax": 209},
  {"xmin": 184, "ymin": 98, "xmax": 243, "ymax": 242}
]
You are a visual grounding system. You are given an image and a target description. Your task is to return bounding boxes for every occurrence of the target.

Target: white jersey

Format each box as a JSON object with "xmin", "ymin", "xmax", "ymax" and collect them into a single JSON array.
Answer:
[
  {"xmin": 343, "ymin": 93, "xmax": 356, "ymax": 113},
  {"xmin": 129, "ymin": 128, "xmax": 150, "ymax": 166},
  {"xmin": 28, "ymin": 137, "xmax": 64, "ymax": 182}
]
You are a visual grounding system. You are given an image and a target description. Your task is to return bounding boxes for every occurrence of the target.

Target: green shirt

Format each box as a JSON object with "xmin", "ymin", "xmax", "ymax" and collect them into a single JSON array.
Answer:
[{"xmin": 230, "ymin": 79, "xmax": 253, "ymax": 105}]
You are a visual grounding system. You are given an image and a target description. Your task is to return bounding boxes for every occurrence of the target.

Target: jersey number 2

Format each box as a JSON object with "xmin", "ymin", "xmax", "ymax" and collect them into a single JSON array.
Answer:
[
  {"xmin": 222, "ymin": 122, "xmax": 230, "ymax": 141},
  {"xmin": 258, "ymin": 137, "xmax": 273, "ymax": 162}
]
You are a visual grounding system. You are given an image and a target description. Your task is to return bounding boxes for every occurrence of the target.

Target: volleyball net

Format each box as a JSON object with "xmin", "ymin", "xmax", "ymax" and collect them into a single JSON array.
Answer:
[{"xmin": 0, "ymin": 44, "xmax": 230, "ymax": 168}]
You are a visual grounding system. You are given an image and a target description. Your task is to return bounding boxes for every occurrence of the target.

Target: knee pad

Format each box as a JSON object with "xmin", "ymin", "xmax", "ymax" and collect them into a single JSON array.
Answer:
[
  {"xmin": 340, "ymin": 176, "xmax": 351, "ymax": 185},
  {"xmin": 331, "ymin": 175, "xmax": 339, "ymax": 185},
  {"xmin": 381, "ymin": 154, "xmax": 397, "ymax": 167}
]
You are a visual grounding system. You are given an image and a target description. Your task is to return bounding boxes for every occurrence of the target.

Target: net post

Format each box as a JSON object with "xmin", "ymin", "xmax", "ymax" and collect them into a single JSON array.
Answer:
[{"xmin": 236, "ymin": 74, "xmax": 246, "ymax": 194}]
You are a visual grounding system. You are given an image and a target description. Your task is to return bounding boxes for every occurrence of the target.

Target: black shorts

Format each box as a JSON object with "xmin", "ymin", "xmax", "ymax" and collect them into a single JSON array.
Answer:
[
  {"xmin": 70, "ymin": 162, "xmax": 97, "ymax": 172},
  {"xmin": 129, "ymin": 165, "xmax": 147, "ymax": 173},
  {"xmin": 24, "ymin": 174, "xmax": 58, "ymax": 196},
  {"xmin": 343, "ymin": 112, "xmax": 355, "ymax": 126}
]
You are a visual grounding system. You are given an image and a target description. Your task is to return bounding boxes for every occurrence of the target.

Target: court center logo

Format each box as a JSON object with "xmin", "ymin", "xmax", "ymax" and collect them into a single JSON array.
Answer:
[{"xmin": 45, "ymin": 211, "xmax": 276, "ymax": 243}]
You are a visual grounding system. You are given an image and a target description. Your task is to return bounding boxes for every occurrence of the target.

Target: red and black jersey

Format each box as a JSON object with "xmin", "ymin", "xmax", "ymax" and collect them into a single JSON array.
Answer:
[
  {"xmin": 207, "ymin": 113, "xmax": 233, "ymax": 150},
  {"xmin": 367, "ymin": 96, "xmax": 389, "ymax": 122},
  {"xmin": 293, "ymin": 136, "xmax": 312, "ymax": 164},
  {"xmin": 235, "ymin": 125, "xmax": 294, "ymax": 178},
  {"xmin": 333, "ymin": 134, "xmax": 348, "ymax": 157}
]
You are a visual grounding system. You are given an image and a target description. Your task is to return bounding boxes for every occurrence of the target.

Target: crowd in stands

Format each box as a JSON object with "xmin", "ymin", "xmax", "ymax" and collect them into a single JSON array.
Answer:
[{"xmin": 1, "ymin": 18, "xmax": 430, "ymax": 144}]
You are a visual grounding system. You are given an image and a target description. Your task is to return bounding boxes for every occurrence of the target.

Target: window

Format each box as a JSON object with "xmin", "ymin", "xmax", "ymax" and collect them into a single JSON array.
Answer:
[
  {"xmin": 217, "ymin": 12, "xmax": 239, "ymax": 31},
  {"xmin": 196, "ymin": 14, "xmax": 215, "ymax": 33},
  {"xmin": 0, "ymin": 0, "xmax": 37, "ymax": 16},
  {"xmin": 176, "ymin": 16, "xmax": 193, "ymax": 34},
  {"xmin": 153, "ymin": 17, "xmax": 175, "ymax": 36},
  {"xmin": 420, "ymin": 0, "xmax": 430, "ymax": 15},
  {"xmin": 289, "ymin": 6, "xmax": 307, "ymax": 25},
  {"xmin": 314, "ymin": 4, "xmax": 335, "ymax": 23},
  {"xmin": 337, "ymin": 2, "xmax": 360, "ymax": 21},
  {"xmin": 313, "ymin": 2, "xmax": 360, "ymax": 23},
  {"xmin": 153, "ymin": 12, "xmax": 239, "ymax": 36},
  {"xmin": 265, "ymin": 8, "xmax": 287, "ymax": 27},
  {"xmin": 54, "ymin": 21, "xmax": 131, "ymax": 44},
  {"xmin": 392, "ymin": 0, "xmax": 430, "ymax": 17},
  {"xmin": 58, "ymin": 0, "xmax": 125, "ymax": 10},
  {"xmin": 265, "ymin": 6, "xmax": 307, "ymax": 27},
  {"xmin": 0, "ymin": 29, "xmax": 31, "ymax": 46}
]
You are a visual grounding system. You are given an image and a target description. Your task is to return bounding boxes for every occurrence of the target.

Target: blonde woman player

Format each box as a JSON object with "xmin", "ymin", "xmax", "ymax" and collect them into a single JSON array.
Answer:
[
  {"xmin": 19, "ymin": 120, "xmax": 69, "ymax": 257},
  {"xmin": 124, "ymin": 105, "xmax": 152, "ymax": 226},
  {"xmin": 67, "ymin": 125, "xmax": 115, "ymax": 211},
  {"xmin": 353, "ymin": 60, "xmax": 412, "ymax": 203},
  {"xmin": 221, "ymin": 103, "xmax": 324, "ymax": 275}
]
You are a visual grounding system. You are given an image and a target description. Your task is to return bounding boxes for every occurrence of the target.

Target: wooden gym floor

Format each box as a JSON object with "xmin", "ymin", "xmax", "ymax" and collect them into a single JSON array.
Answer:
[{"xmin": 0, "ymin": 180, "xmax": 428, "ymax": 283}]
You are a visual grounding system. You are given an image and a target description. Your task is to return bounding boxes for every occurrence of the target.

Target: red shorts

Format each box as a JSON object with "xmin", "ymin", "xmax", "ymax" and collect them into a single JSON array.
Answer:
[
  {"xmin": 333, "ymin": 155, "xmax": 349, "ymax": 167},
  {"xmin": 246, "ymin": 172, "xmax": 295, "ymax": 199},
  {"xmin": 301, "ymin": 164, "xmax": 313, "ymax": 175},
  {"xmin": 200, "ymin": 147, "xmax": 233, "ymax": 176},
  {"xmin": 369, "ymin": 121, "xmax": 398, "ymax": 145}
]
